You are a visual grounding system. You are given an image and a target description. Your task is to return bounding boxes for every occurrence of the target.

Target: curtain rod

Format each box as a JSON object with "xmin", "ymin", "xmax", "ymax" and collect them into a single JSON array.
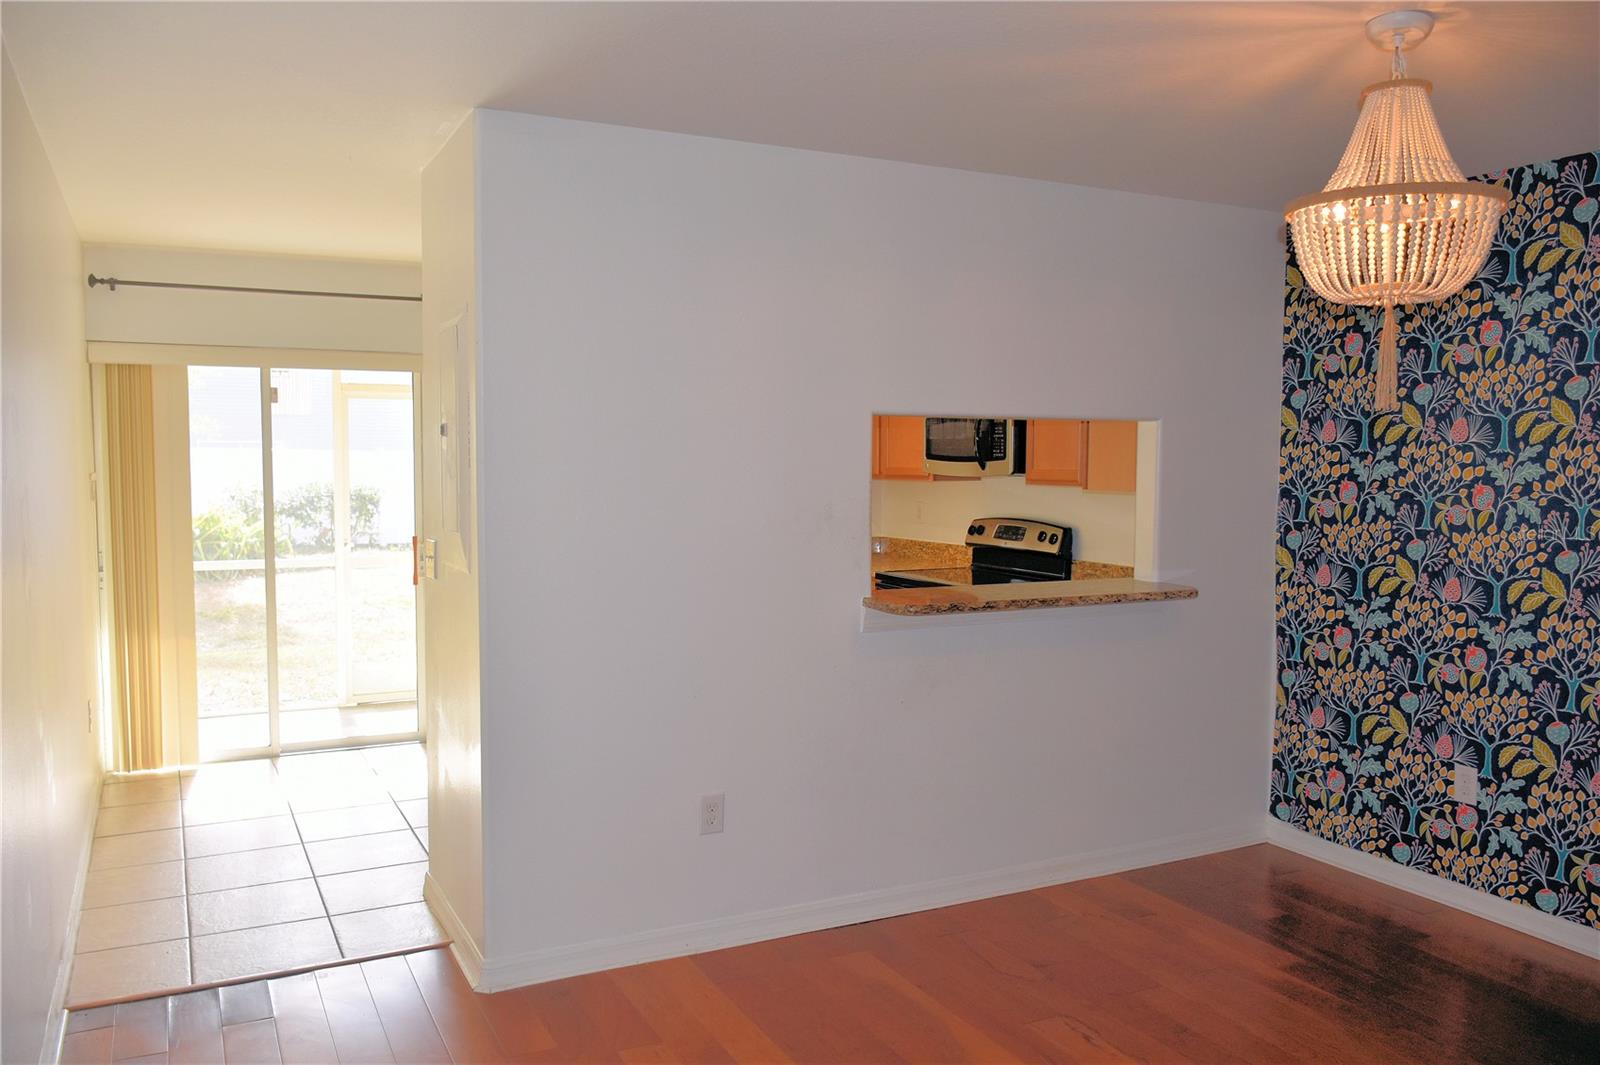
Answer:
[{"xmin": 87, "ymin": 273, "xmax": 422, "ymax": 303}]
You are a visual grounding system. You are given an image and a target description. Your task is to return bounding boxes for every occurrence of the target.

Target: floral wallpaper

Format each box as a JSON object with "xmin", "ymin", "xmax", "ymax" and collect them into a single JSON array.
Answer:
[{"xmin": 1273, "ymin": 150, "xmax": 1600, "ymax": 930}]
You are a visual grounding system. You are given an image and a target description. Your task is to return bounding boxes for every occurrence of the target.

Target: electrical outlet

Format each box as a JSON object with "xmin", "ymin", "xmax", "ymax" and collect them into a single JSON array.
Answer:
[
  {"xmin": 1452, "ymin": 762, "xmax": 1479, "ymax": 804},
  {"xmin": 700, "ymin": 793, "xmax": 725, "ymax": 835}
]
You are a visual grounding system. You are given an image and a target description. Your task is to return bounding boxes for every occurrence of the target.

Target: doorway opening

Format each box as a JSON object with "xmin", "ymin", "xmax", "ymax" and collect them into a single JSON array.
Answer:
[{"xmin": 186, "ymin": 366, "xmax": 419, "ymax": 760}]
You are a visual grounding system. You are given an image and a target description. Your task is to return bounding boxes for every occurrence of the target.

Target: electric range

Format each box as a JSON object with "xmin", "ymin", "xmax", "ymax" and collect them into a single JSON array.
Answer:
[{"xmin": 874, "ymin": 518, "xmax": 1072, "ymax": 590}]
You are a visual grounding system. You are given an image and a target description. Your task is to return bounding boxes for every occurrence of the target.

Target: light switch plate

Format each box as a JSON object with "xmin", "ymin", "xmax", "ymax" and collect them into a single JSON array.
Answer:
[{"xmin": 1452, "ymin": 762, "xmax": 1479, "ymax": 804}]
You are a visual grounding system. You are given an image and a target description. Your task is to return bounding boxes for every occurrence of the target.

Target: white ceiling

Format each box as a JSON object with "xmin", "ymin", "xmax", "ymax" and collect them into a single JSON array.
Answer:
[{"xmin": 3, "ymin": 1, "xmax": 1596, "ymax": 261}]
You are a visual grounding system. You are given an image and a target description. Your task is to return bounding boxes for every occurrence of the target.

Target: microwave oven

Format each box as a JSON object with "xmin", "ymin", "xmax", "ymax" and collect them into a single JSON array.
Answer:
[{"xmin": 924, "ymin": 418, "xmax": 1025, "ymax": 477}]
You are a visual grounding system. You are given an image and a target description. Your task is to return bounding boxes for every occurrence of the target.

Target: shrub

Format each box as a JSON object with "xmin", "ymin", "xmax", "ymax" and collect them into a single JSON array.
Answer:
[
  {"xmin": 192, "ymin": 483, "xmax": 384, "ymax": 570},
  {"xmin": 275, "ymin": 483, "xmax": 383, "ymax": 551}
]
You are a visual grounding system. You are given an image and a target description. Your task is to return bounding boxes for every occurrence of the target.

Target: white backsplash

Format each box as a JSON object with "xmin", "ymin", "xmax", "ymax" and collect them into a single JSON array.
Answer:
[{"xmin": 870, "ymin": 475, "xmax": 1137, "ymax": 566}]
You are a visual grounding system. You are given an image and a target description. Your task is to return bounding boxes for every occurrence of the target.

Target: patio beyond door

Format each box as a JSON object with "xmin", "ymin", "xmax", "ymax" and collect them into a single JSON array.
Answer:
[{"xmin": 188, "ymin": 366, "xmax": 418, "ymax": 759}]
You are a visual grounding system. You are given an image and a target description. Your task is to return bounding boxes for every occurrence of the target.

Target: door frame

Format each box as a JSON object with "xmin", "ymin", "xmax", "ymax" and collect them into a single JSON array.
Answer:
[
  {"xmin": 90, "ymin": 353, "xmax": 426, "ymax": 765},
  {"xmin": 224, "ymin": 366, "xmax": 425, "ymax": 760}
]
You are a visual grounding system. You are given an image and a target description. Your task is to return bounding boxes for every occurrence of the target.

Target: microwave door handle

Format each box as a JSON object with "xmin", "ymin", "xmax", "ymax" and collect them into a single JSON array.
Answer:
[{"xmin": 974, "ymin": 421, "xmax": 989, "ymax": 471}]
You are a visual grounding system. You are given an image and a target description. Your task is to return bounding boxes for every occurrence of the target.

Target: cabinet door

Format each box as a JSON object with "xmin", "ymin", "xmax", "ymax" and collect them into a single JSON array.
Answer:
[
  {"xmin": 1084, "ymin": 420, "xmax": 1138, "ymax": 492},
  {"xmin": 1025, "ymin": 419, "xmax": 1087, "ymax": 485},
  {"xmin": 872, "ymin": 416, "xmax": 932, "ymax": 480}
]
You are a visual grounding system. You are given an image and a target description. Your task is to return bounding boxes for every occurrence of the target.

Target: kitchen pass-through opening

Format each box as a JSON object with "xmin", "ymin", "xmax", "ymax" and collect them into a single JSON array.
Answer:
[{"xmin": 869, "ymin": 414, "xmax": 1160, "ymax": 590}]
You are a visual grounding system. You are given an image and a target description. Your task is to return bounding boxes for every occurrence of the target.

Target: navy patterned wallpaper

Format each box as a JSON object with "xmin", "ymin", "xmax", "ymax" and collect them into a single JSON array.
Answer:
[{"xmin": 1273, "ymin": 150, "xmax": 1600, "ymax": 930}]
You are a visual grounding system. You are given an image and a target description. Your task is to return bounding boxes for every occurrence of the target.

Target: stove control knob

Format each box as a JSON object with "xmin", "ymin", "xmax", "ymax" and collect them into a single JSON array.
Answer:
[
  {"xmin": 1037, "ymin": 531, "xmax": 1047, "ymax": 542},
  {"xmin": 967, "ymin": 524, "xmax": 979, "ymax": 536},
  {"xmin": 1049, "ymin": 532, "xmax": 1059, "ymax": 545},
  {"xmin": 973, "ymin": 524, "xmax": 986, "ymax": 536}
]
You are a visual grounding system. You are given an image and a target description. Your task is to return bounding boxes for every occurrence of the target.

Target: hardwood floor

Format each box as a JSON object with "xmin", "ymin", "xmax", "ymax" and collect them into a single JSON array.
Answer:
[{"xmin": 60, "ymin": 844, "xmax": 1599, "ymax": 1064}]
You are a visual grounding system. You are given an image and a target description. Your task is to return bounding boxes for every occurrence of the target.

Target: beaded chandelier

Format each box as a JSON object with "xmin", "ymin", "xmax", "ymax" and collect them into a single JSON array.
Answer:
[{"xmin": 1285, "ymin": 10, "xmax": 1509, "ymax": 411}]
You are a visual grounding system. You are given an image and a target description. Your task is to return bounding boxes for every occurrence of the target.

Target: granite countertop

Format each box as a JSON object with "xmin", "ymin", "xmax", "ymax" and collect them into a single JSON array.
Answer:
[
  {"xmin": 870, "ymin": 537, "xmax": 971, "ymax": 573},
  {"xmin": 863, "ymin": 577, "xmax": 1198, "ymax": 616},
  {"xmin": 1069, "ymin": 561, "xmax": 1136, "ymax": 580}
]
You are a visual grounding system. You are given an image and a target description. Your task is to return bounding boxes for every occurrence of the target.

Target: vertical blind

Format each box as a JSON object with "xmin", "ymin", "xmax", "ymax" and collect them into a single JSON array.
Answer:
[{"xmin": 104, "ymin": 363, "xmax": 164, "ymax": 770}]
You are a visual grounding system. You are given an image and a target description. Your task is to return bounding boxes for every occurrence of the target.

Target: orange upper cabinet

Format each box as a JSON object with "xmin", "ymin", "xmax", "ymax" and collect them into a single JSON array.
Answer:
[
  {"xmin": 1084, "ymin": 420, "xmax": 1138, "ymax": 493},
  {"xmin": 1025, "ymin": 419, "xmax": 1087, "ymax": 486},
  {"xmin": 872, "ymin": 415, "xmax": 932, "ymax": 480}
]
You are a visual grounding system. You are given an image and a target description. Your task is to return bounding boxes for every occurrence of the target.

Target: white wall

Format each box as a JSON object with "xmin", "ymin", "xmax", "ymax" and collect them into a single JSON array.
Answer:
[
  {"xmin": 84, "ymin": 244, "xmax": 421, "ymax": 354},
  {"xmin": 417, "ymin": 117, "xmax": 486, "ymax": 967},
  {"xmin": 466, "ymin": 111, "xmax": 1283, "ymax": 982},
  {"xmin": 871, "ymin": 473, "xmax": 1139, "ymax": 567},
  {"xmin": 1, "ymin": 49, "xmax": 102, "ymax": 1063}
]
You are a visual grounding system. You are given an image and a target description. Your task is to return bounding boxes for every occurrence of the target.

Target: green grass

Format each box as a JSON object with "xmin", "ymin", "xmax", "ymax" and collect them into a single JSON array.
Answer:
[{"xmin": 194, "ymin": 549, "xmax": 416, "ymax": 717}]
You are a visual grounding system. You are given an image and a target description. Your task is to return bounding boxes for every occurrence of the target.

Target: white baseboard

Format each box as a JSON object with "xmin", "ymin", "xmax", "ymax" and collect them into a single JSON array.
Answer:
[
  {"xmin": 42, "ymin": 788, "xmax": 101, "ymax": 1065},
  {"xmin": 476, "ymin": 820, "xmax": 1266, "ymax": 992},
  {"xmin": 1265, "ymin": 817, "xmax": 1600, "ymax": 958},
  {"xmin": 423, "ymin": 873, "xmax": 485, "ymax": 988}
]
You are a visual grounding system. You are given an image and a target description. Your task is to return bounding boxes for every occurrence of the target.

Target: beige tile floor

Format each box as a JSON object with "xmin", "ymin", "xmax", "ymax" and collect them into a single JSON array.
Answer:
[{"xmin": 68, "ymin": 743, "xmax": 445, "ymax": 1007}]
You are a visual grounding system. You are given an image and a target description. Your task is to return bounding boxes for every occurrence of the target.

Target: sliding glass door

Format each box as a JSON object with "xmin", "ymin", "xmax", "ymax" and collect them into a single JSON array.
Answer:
[
  {"xmin": 188, "ymin": 366, "xmax": 418, "ymax": 760},
  {"xmin": 188, "ymin": 366, "xmax": 273, "ymax": 753}
]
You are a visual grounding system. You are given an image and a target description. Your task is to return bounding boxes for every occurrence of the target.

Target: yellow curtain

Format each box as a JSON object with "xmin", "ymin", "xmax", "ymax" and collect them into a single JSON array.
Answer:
[{"xmin": 105, "ymin": 364, "xmax": 164, "ymax": 770}]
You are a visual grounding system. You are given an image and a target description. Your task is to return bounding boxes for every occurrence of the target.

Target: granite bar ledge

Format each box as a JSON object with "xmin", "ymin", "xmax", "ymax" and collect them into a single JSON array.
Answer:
[{"xmin": 862, "ymin": 577, "xmax": 1198, "ymax": 616}]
